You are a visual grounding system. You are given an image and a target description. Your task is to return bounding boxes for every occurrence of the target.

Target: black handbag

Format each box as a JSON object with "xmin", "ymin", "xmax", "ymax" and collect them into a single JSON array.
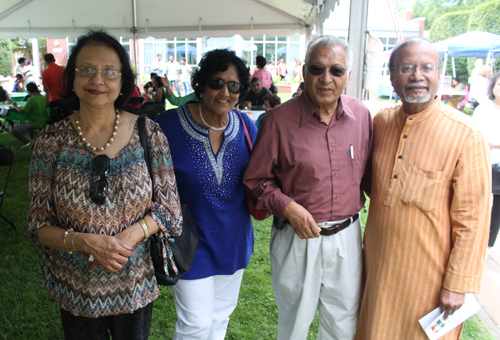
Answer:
[
  {"xmin": 493, "ymin": 164, "xmax": 500, "ymax": 195},
  {"xmin": 138, "ymin": 115, "xmax": 200, "ymax": 285}
]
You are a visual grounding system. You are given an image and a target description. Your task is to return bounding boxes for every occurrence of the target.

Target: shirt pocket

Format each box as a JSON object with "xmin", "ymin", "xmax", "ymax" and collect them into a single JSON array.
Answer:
[
  {"xmin": 348, "ymin": 148, "xmax": 368, "ymax": 186},
  {"xmin": 401, "ymin": 164, "xmax": 444, "ymax": 212}
]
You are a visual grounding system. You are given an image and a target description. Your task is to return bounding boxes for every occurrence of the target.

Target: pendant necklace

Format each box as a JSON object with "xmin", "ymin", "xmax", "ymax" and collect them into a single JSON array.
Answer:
[
  {"xmin": 75, "ymin": 110, "xmax": 120, "ymax": 151},
  {"xmin": 199, "ymin": 102, "xmax": 228, "ymax": 131}
]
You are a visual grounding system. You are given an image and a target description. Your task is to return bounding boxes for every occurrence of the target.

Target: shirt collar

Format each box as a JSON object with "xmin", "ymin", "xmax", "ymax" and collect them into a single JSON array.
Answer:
[
  {"xmin": 299, "ymin": 93, "xmax": 357, "ymax": 127},
  {"xmin": 399, "ymin": 96, "xmax": 440, "ymax": 125}
]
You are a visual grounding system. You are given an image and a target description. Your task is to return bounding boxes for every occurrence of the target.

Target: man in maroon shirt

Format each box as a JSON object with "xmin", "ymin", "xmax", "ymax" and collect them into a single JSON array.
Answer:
[
  {"xmin": 244, "ymin": 36, "xmax": 373, "ymax": 340},
  {"xmin": 42, "ymin": 53, "xmax": 69, "ymax": 123}
]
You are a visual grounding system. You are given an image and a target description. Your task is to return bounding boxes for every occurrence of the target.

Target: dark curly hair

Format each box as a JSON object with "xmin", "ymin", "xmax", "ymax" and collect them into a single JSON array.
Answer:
[
  {"xmin": 61, "ymin": 30, "xmax": 136, "ymax": 111},
  {"xmin": 256, "ymin": 56, "xmax": 267, "ymax": 69},
  {"xmin": 488, "ymin": 71, "xmax": 500, "ymax": 101},
  {"xmin": 0, "ymin": 86, "xmax": 7, "ymax": 102},
  {"xmin": 191, "ymin": 49, "xmax": 250, "ymax": 105},
  {"xmin": 262, "ymin": 94, "xmax": 281, "ymax": 108}
]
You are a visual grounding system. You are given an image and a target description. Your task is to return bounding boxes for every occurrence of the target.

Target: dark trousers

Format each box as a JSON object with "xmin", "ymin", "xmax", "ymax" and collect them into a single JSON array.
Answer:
[
  {"xmin": 60, "ymin": 302, "xmax": 153, "ymax": 340},
  {"xmin": 490, "ymin": 194, "xmax": 500, "ymax": 247}
]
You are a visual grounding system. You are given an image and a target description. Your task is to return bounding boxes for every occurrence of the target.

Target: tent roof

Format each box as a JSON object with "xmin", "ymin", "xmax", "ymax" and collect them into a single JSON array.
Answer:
[
  {"xmin": 0, "ymin": 0, "xmax": 338, "ymax": 39},
  {"xmin": 434, "ymin": 31, "xmax": 500, "ymax": 58},
  {"xmin": 490, "ymin": 38, "xmax": 500, "ymax": 54}
]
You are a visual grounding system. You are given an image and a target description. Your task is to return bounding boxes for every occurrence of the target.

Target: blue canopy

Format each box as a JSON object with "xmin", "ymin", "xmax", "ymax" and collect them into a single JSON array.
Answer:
[
  {"xmin": 434, "ymin": 31, "xmax": 500, "ymax": 58},
  {"xmin": 490, "ymin": 38, "xmax": 500, "ymax": 54}
]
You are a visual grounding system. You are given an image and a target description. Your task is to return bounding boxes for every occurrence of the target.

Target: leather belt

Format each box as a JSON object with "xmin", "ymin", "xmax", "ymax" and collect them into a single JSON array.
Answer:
[{"xmin": 318, "ymin": 214, "xmax": 359, "ymax": 236}]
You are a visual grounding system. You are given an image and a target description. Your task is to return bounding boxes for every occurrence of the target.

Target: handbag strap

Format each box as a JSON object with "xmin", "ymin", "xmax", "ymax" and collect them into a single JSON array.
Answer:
[
  {"xmin": 238, "ymin": 111, "xmax": 253, "ymax": 152},
  {"xmin": 138, "ymin": 115, "xmax": 152, "ymax": 178}
]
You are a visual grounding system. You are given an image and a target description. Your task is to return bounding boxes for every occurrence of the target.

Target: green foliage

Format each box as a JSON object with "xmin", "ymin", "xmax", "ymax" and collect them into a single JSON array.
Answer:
[
  {"xmin": 429, "ymin": 10, "xmax": 470, "ymax": 41},
  {"xmin": 413, "ymin": 0, "xmax": 488, "ymax": 30},
  {"xmin": 10, "ymin": 37, "xmax": 32, "ymax": 55},
  {"xmin": 466, "ymin": 0, "xmax": 500, "ymax": 76},
  {"xmin": 429, "ymin": 10, "xmax": 471, "ymax": 82},
  {"xmin": 0, "ymin": 39, "xmax": 13, "ymax": 77},
  {"xmin": 468, "ymin": 0, "xmax": 500, "ymax": 33}
]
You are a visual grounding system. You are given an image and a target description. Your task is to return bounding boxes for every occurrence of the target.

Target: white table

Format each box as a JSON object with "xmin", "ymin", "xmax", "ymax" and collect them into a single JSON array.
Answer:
[{"xmin": 240, "ymin": 110, "xmax": 265, "ymax": 123}]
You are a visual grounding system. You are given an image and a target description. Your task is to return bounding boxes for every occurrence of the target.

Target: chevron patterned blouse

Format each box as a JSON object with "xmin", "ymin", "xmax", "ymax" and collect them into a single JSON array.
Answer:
[{"xmin": 26, "ymin": 117, "xmax": 182, "ymax": 318}]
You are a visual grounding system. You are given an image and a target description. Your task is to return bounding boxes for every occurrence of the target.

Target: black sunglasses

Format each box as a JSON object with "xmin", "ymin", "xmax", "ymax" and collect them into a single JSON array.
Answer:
[
  {"xmin": 90, "ymin": 154, "xmax": 110, "ymax": 205},
  {"xmin": 307, "ymin": 64, "xmax": 348, "ymax": 77},
  {"xmin": 207, "ymin": 78, "xmax": 243, "ymax": 94}
]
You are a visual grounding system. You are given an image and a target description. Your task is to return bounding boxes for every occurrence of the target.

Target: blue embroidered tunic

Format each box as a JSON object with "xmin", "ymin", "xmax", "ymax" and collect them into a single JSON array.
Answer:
[{"xmin": 156, "ymin": 102, "xmax": 256, "ymax": 279}]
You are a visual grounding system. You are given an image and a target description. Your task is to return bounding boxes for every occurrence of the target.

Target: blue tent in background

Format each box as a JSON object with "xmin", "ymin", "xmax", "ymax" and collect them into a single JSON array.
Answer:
[
  {"xmin": 490, "ymin": 38, "xmax": 500, "ymax": 55},
  {"xmin": 433, "ymin": 31, "xmax": 500, "ymax": 80},
  {"xmin": 434, "ymin": 31, "xmax": 500, "ymax": 57}
]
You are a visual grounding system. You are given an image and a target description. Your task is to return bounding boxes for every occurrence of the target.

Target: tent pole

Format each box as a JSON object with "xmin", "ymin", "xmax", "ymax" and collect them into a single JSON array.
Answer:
[
  {"xmin": 441, "ymin": 52, "xmax": 448, "ymax": 88},
  {"xmin": 132, "ymin": 0, "xmax": 139, "ymax": 81},
  {"xmin": 451, "ymin": 57, "xmax": 455, "ymax": 78}
]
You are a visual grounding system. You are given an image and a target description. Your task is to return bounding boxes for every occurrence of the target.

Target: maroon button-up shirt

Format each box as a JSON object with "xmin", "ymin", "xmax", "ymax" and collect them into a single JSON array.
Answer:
[{"xmin": 243, "ymin": 93, "xmax": 373, "ymax": 223}]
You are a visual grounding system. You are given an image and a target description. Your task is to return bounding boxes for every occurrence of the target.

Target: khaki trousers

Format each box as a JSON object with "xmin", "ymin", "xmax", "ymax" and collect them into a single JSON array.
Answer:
[{"xmin": 270, "ymin": 219, "xmax": 363, "ymax": 340}]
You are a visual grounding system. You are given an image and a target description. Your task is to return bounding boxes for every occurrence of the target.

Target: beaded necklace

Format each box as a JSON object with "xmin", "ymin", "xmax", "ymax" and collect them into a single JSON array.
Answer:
[{"xmin": 75, "ymin": 110, "xmax": 120, "ymax": 151}]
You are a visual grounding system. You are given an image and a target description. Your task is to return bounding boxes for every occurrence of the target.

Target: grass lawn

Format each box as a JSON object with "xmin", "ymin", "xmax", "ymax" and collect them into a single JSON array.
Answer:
[{"xmin": 0, "ymin": 120, "xmax": 493, "ymax": 339}]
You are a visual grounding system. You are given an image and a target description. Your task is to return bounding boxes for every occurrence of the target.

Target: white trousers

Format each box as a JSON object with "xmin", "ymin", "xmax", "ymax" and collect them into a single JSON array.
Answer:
[
  {"xmin": 270, "ymin": 219, "xmax": 363, "ymax": 340},
  {"xmin": 171, "ymin": 269, "xmax": 244, "ymax": 340}
]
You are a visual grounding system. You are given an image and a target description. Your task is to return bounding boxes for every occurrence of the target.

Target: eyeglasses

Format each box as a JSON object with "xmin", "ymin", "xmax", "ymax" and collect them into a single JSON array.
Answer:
[
  {"xmin": 307, "ymin": 64, "xmax": 348, "ymax": 77},
  {"xmin": 207, "ymin": 78, "xmax": 243, "ymax": 94},
  {"xmin": 390, "ymin": 64, "xmax": 439, "ymax": 75},
  {"xmin": 75, "ymin": 66, "xmax": 122, "ymax": 80},
  {"xmin": 90, "ymin": 154, "xmax": 110, "ymax": 205}
]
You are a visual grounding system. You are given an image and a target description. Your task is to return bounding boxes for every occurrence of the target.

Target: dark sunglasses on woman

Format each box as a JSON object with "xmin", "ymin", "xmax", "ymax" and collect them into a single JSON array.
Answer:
[
  {"xmin": 307, "ymin": 64, "xmax": 348, "ymax": 77},
  {"xmin": 90, "ymin": 154, "xmax": 110, "ymax": 205},
  {"xmin": 207, "ymin": 78, "xmax": 243, "ymax": 94}
]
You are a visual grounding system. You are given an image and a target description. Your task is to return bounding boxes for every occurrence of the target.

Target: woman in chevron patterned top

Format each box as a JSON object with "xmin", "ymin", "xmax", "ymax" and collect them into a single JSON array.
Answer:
[{"xmin": 26, "ymin": 30, "xmax": 182, "ymax": 340}]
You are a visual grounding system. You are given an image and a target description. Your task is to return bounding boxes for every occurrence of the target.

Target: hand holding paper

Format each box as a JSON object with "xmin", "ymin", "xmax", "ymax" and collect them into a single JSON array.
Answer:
[
  {"xmin": 439, "ymin": 288, "xmax": 465, "ymax": 320},
  {"xmin": 419, "ymin": 293, "xmax": 480, "ymax": 340}
]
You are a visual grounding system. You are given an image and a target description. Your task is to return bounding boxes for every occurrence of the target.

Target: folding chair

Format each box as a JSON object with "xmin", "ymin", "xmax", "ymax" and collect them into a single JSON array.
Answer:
[{"xmin": 0, "ymin": 148, "xmax": 15, "ymax": 230}]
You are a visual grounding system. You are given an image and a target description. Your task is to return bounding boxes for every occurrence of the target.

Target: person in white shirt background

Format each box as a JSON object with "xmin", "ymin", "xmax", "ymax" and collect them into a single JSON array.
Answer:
[
  {"xmin": 179, "ymin": 58, "xmax": 192, "ymax": 94},
  {"xmin": 472, "ymin": 71, "xmax": 500, "ymax": 258},
  {"xmin": 151, "ymin": 54, "xmax": 164, "ymax": 77},
  {"xmin": 165, "ymin": 55, "xmax": 181, "ymax": 95}
]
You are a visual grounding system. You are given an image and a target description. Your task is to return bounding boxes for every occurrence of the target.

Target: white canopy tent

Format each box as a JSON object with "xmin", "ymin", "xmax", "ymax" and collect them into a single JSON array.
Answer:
[
  {"xmin": 0, "ymin": 0, "xmax": 380, "ymax": 99},
  {"xmin": 0, "ymin": 0, "xmax": 343, "ymax": 40},
  {"xmin": 0, "ymin": 0, "xmax": 337, "ymax": 86}
]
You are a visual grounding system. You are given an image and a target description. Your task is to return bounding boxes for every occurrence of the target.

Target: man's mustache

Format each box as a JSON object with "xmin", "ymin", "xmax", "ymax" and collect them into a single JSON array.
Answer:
[{"xmin": 404, "ymin": 82, "xmax": 430, "ymax": 91}]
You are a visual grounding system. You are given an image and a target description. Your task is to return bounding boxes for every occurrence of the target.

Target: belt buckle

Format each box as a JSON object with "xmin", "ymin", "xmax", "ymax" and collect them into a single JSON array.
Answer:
[
  {"xmin": 323, "ymin": 216, "xmax": 352, "ymax": 231},
  {"xmin": 322, "ymin": 224, "xmax": 340, "ymax": 232}
]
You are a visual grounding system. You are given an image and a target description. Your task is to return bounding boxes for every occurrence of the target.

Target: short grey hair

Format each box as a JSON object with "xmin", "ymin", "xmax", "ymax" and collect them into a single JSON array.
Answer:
[
  {"xmin": 389, "ymin": 37, "xmax": 442, "ymax": 70},
  {"xmin": 305, "ymin": 36, "xmax": 353, "ymax": 70}
]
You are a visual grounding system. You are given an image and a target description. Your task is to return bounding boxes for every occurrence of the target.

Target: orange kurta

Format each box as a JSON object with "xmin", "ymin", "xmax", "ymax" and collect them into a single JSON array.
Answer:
[{"xmin": 356, "ymin": 99, "xmax": 491, "ymax": 340}]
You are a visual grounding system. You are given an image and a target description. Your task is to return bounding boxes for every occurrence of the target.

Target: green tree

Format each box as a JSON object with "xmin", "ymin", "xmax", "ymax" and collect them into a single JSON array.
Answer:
[
  {"xmin": 429, "ymin": 10, "xmax": 471, "ymax": 82},
  {"xmin": 413, "ymin": 0, "xmax": 487, "ymax": 30},
  {"xmin": 467, "ymin": 0, "xmax": 500, "ymax": 72},
  {"xmin": 468, "ymin": 0, "xmax": 500, "ymax": 33},
  {"xmin": 0, "ymin": 39, "xmax": 13, "ymax": 77}
]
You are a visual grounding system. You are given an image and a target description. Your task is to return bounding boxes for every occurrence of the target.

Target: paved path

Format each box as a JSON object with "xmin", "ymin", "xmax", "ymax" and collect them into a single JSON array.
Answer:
[
  {"xmin": 478, "ymin": 240, "xmax": 500, "ymax": 339},
  {"xmin": 362, "ymin": 96, "xmax": 500, "ymax": 339}
]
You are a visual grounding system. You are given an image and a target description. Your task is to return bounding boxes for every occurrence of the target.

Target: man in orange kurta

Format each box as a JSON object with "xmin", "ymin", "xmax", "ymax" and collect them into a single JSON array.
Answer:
[{"xmin": 356, "ymin": 39, "xmax": 491, "ymax": 339}]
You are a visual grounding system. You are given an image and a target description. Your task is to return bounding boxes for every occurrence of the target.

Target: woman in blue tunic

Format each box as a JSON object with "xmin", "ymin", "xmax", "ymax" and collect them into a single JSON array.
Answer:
[{"xmin": 155, "ymin": 49, "xmax": 256, "ymax": 340}]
